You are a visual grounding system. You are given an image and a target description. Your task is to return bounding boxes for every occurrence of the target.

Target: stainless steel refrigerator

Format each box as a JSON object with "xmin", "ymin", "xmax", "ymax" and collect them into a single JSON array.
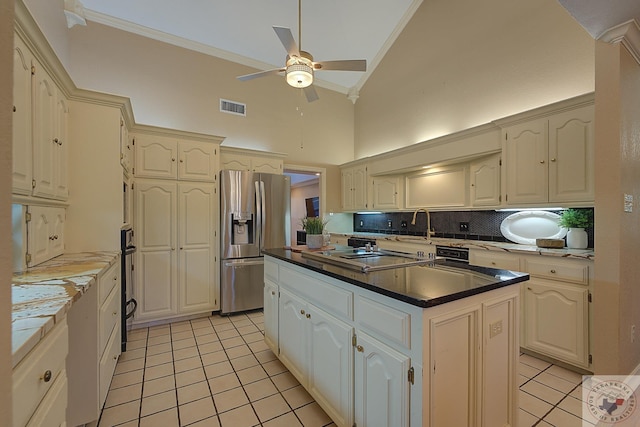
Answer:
[{"xmin": 220, "ymin": 170, "xmax": 291, "ymax": 314}]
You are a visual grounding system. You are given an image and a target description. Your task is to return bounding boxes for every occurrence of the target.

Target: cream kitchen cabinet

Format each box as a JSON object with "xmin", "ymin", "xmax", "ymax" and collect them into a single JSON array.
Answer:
[
  {"xmin": 120, "ymin": 115, "xmax": 132, "ymax": 174},
  {"xmin": 13, "ymin": 318, "xmax": 68, "ymax": 427},
  {"xmin": 13, "ymin": 32, "xmax": 68, "ymax": 200},
  {"xmin": 470, "ymin": 153, "xmax": 501, "ymax": 207},
  {"xmin": 470, "ymin": 248, "xmax": 592, "ymax": 370},
  {"xmin": 26, "ymin": 205, "xmax": 65, "ymax": 267},
  {"xmin": 370, "ymin": 175, "xmax": 403, "ymax": 210},
  {"xmin": 134, "ymin": 134, "xmax": 218, "ymax": 182},
  {"xmin": 12, "ymin": 34, "xmax": 33, "ymax": 196},
  {"xmin": 134, "ymin": 179, "xmax": 218, "ymax": 324},
  {"xmin": 220, "ymin": 149, "xmax": 284, "ymax": 174},
  {"xmin": 67, "ymin": 259, "xmax": 121, "ymax": 426},
  {"xmin": 405, "ymin": 165, "xmax": 468, "ymax": 209},
  {"xmin": 263, "ymin": 279, "xmax": 279, "ymax": 354},
  {"xmin": 341, "ymin": 163, "xmax": 368, "ymax": 211},
  {"xmin": 503, "ymin": 105, "xmax": 594, "ymax": 206}
]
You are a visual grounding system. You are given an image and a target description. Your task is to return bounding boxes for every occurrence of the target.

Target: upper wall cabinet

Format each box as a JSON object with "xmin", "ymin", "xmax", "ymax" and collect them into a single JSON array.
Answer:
[
  {"xmin": 503, "ymin": 105, "xmax": 594, "ymax": 206},
  {"xmin": 13, "ymin": 35, "xmax": 69, "ymax": 200},
  {"xmin": 134, "ymin": 134, "xmax": 218, "ymax": 182},
  {"xmin": 341, "ymin": 163, "xmax": 369, "ymax": 211},
  {"xmin": 469, "ymin": 153, "xmax": 501, "ymax": 207},
  {"xmin": 371, "ymin": 176, "xmax": 403, "ymax": 210},
  {"xmin": 220, "ymin": 148, "xmax": 284, "ymax": 174},
  {"xmin": 405, "ymin": 165, "xmax": 468, "ymax": 209}
]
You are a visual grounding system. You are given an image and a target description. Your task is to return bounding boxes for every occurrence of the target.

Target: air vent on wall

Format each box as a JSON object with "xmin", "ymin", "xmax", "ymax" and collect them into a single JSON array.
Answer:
[{"xmin": 220, "ymin": 99, "xmax": 246, "ymax": 116}]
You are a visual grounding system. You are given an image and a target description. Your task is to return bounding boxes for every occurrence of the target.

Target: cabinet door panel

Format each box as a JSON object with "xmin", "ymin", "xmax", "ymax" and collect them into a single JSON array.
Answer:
[
  {"xmin": 307, "ymin": 307, "xmax": 353, "ymax": 426},
  {"xmin": 137, "ymin": 182, "xmax": 176, "ymax": 249},
  {"xmin": 371, "ymin": 177, "xmax": 401, "ymax": 210},
  {"xmin": 135, "ymin": 137, "xmax": 178, "ymax": 179},
  {"xmin": 470, "ymin": 154, "xmax": 501, "ymax": 207},
  {"xmin": 523, "ymin": 281, "xmax": 588, "ymax": 367},
  {"xmin": 341, "ymin": 169, "xmax": 354, "ymax": 211},
  {"xmin": 138, "ymin": 251, "xmax": 176, "ymax": 317},
  {"xmin": 406, "ymin": 166, "xmax": 467, "ymax": 208},
  {"xmin": 12, "ymin": 37, "xmax": 33, "ymax": 195},
  {"xmin": 278, "ymin": 288, "xmax": 308, "ymax": 383},
  {"xmin": 178, "ymin": 141, "xmax": 216, "ymax": 181},
  {"xmin": 32, "ymin": 65, "xmax": 56, "ymax": 198},
  {"xmin": 263, "ymin": 279, "xmax": 279, "ymax": 354},
  {"xmin": 49, "ymin": 208, "xmax": 65, "ymax": 258},
  {"xmin": 252, "ymin": 158, "xmax": 282, "ymax": 174},
  {"xmin": 504, "ymin": 120, "xmax": 548, "ymax": 204},
  {"xmin": 54, "ymin": 93, "xmax": 69, "ymax": 199},
  {"xmin": 355, "ymin": 332, "xmax": 410, "ymax": 427},
  {"xmin": 548, "ymin": 106, "xmax": 594, "ymax": 202},
  {"xmin": 27, "ymin": 206, "xmax": 52, "ymax": 267},
  {"xmin": 430, "ymin": 309, "xmax": 478, "ymax": 427}
]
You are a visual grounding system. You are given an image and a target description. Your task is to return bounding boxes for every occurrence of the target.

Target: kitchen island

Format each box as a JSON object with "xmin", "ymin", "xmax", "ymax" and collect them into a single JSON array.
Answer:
[{"xmin": 263, "ymin": 247, "xmax": 529, "ymax": 427}]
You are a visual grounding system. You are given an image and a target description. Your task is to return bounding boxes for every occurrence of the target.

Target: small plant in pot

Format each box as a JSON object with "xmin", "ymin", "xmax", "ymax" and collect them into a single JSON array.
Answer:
[
  {"xmin": 301, "ymin": 216, "xmax": 328, "ymax": 249},
  {"xmin": 558, "ymin": 209, "xmax": 593, "ymax": 249}
]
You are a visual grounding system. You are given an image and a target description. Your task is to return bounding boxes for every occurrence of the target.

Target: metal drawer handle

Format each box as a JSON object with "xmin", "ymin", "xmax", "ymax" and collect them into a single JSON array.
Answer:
[{"xmin": 42, "ymin": 370, "xmax": 52, "ymax": 382}]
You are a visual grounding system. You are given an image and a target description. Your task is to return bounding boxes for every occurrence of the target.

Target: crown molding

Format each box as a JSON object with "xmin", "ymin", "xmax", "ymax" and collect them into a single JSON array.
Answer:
[{"xmin": 599, "ymin": 19, "xmax": 640, "ymax": 65}]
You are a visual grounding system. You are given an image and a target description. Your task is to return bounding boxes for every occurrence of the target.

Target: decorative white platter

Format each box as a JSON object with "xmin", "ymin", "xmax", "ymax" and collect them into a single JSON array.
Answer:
[{"xmin": 500, "ymin": 211, "xmax": 567, "ymax": 245}]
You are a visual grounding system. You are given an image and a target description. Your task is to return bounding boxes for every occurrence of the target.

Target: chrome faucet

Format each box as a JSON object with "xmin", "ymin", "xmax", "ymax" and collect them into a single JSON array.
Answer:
[{"xmin": 411, "ymin": 208, "xmax": 435, "ymax": 237}]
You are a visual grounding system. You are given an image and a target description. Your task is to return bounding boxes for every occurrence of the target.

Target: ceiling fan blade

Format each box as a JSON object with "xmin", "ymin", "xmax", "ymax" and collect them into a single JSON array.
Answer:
[
  {"xmin": 303, "ymin": 85, "xmax": 319, "ymax": 103},
  {"xmin": 314, "ymin": 59, "xmax": 367, "ymax": 72},
  {"xmin": 237, "ymin": 68, "xmax": 285, "ymax": 81},
  {"xmin": 273, "ymin": 26, "xmax": 300, "ymax": 57}
]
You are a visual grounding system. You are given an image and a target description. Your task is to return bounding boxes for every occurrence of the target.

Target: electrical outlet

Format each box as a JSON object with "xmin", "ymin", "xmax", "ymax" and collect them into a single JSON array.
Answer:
[
  {"xmin": 387, "ymin": 219, "xmax": 393, "ymax": 228},
  {"xmin": 489, "ymin": 320, "xmax": 503, "ymax": 338},
  {"xmin": 625, "ymin": 194, "xmax": 633, "ymax": 213},
  {"xmin": 632, "ymin": 324, "xmax": 636, "ymax": 343},
  {"xmin": 359, "ymin": 220, "xmax": 364, "ymax": 227},
  {"xmin": 459, "ymin": 222, "xmax": 469, "ymax": 232},
  {"xmin": 401, "ymin": 220, "xmax": 407, "ymax": 228}
]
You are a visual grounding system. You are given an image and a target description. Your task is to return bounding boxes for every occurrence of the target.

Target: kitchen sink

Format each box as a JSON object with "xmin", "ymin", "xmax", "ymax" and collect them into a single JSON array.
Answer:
[{"xmin": 301, "ymin": 248, "xmax": 432, "ymax": 272}]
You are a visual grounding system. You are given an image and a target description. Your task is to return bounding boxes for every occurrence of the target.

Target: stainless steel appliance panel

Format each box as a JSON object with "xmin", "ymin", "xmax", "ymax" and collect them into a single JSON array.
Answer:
[
  {"xmin": 220, "ymin": 170, "xmax": 290, "ymax": 314},
  {"xmin": 221, "ymin": 259, "xmax": 265, "ymax": 313}
]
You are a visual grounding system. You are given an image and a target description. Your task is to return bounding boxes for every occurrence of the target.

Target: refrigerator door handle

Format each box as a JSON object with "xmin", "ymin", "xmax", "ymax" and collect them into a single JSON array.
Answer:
[
  {"xmin": 260, "ymin": 180, "xmax": 266, "ymax": 251},
  {"xmin": 255, "ymin": 180, "xmax": 262, "ymax": 250},
  {"xmin": 223, "ymin": 259, "xmax": 264, "ymax": 268}
]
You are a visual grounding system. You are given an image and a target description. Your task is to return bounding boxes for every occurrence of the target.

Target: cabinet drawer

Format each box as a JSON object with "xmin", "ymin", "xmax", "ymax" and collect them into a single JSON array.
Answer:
[
  {"xmin": 13, "ymin": 320, "xmax": 68, "ymax": 427},
  {"xmin": 100, "ymin": 283, "xmax": 121, "ymax": 355},
  {"xmin": 355, "ymin": 295, "xmax": 411, "ymax": 349},
  {"xmin": 26, "ymin": 370, "xmax": 67, "ymax": 427},
  {"xmin": 280, "ymin": 265, "xmax": 353, "ymax": 321},
  {"xmin": 99, "ymin": 261, "xmax": 119, "ymax": 306},
  {"xmin": 524, "ymin": 258, "xmax": 589, "ymax": 285},
  {"xmin": 99, "ymin": 323, "xmax": 121, "ymax": 407},
  {"xmin": 469, "ymin": 250, "xmax": 521, "ymax": 271}
]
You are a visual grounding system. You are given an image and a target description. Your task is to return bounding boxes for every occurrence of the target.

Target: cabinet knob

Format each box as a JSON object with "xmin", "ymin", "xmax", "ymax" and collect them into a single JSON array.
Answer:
[
  {"xmin": 527, "ymin": 287, "xmax": 532, "ymax": 290},
  {"xmin": 172, "ymin": 247, "xmax": 175, "ymax": 251},
  {"xmin": 306, "ymin": 313, "xmax": 311, "ymax": 319},
  {"xmin": 300, "ymin": 309, "xmax": 305, "ymax": 315},
  {"xmin": 491, "ymin": 262, "xmax": 496, "ymax": 265},
  {"xmin": 179, "ymin": 159, "xmax": 184, "ymax": 163},
  {"xmin": 356, "ymin": 345, "xmax": 364, "ymax": 353},
  {"xmin": 113, "ymin": 355, "xmax": 118, "ymax": 360},
  {"xmin": 550, "ymin": 269, "xmax": 556, "ymax": 274},
  {"xmin": 49, "ymin": 235, "xmax": 55, "ymax": 240},
  {"xmin": 41, "ymin": 370, "xmax": 52, "ymax": 383},
  {"xmin": 13, "ymin": 105, "xmax": 16, "ymax": 112},
  {"xmin": 550, "ymin": 158, "xmax": 556, "ymax": 162},
  {"xmin": 113, "ymin": 311, "xmax": 117, "ymax": 316},
  {"xmin": 271, "ymin": 291, "xmax": 275, "ymax": 296},
  {"xmin": 539, "ymin": 160, "xmax": 545, "ymax": 164},
  {"xmin": 54, "ymin": 235, "xmax": 58, "ymax": 240},
  {"xmin": 172, "ymin": 158, "xmax": 176, "ymax": 162}
]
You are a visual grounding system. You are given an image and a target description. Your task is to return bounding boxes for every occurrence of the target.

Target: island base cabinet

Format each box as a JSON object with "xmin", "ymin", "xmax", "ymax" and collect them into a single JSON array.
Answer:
[
  {"xmin": 263, "ymin": 279, "xmax": 279, "ymax": 354},
  {"xmin": 522, "ymin": 280, "xmax": 589, "ymax": 368},
  {"xmin": 354, "ymin": 332, "xmax": 410, "ymax": 427},
  {"xmin": 278, "ymin": 288, "xmax": 308, "ymax": 382}
]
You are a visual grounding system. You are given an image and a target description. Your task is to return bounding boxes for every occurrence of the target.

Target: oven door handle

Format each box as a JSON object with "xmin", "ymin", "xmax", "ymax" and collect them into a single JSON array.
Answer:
[{"xmin": 124, "ymin": 245, "xmax": 136, "ymax": 255}]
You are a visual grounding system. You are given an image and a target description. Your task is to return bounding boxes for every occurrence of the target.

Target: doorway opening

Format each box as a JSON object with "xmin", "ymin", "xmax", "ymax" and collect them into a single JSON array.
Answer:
[{"xmin": 284, "ymin": 165, "xmax": 324, "ymax": 246}]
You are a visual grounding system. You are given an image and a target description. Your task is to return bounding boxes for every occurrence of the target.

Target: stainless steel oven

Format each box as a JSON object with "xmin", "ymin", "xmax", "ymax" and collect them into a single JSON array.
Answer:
[{"xmin": 121, "ymin": 227, "xmax": 137, "ymax": 351}]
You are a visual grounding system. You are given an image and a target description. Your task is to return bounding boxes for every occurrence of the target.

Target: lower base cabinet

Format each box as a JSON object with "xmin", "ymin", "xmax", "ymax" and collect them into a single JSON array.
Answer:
[{"xmin": 264, "ymin": 255, "xmax": 520, "ymax": 427}]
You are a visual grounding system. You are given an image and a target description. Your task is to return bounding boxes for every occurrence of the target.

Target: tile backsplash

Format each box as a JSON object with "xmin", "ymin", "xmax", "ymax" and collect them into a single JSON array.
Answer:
[{"xmin": 353, "ymin": 209, "xmax": 595, "ymax": 248}]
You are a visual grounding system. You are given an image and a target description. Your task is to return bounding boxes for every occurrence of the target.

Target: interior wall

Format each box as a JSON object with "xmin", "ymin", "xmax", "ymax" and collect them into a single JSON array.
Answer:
[
  {"xmin": 593, "ymin": 39, "xmax": 640, "ymax": 375},
  {"xmin": 354, "ymin": 0, "xmax": 595, "ymax": 159},
  {"xmin": 290, "ymin": 181, "xmax": 319, "ymax": 242},
  {"xmin": 62, "ymin": 21, "xmax": 355, "ymax": 166},
  {"xmin": 0, "ymin": 0, "xmax": 14, "ymax": 422}
]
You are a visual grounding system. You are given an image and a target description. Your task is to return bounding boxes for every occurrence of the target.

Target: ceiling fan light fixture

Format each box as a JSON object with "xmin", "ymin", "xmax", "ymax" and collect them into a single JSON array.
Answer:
[{"xmin": 286, "ymin": 63, "xmax": 313, "ymax": 88}]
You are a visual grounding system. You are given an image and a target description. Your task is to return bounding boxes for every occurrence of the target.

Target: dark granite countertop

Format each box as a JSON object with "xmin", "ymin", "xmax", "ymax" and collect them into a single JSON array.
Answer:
[{"xmin": 263, "ymin": 247, "xmax": 529, "ymax": 308}]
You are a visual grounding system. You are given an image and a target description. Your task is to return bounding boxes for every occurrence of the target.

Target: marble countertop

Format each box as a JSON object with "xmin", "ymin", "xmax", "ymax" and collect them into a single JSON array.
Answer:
[
  {"xmin": 12, "ymin": 251, "xmax": 119, "ymax": 368},
  {"xmin": 330, "ymin": 233, "xmax": 594, "ymax": 260}
]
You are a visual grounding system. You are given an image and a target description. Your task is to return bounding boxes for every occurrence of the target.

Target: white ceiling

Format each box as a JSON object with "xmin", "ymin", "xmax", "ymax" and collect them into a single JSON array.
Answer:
[
  {"xmin": 80, "ymin": 0, "xmax": 422, "ymax": 94},
  {"xmin": 557, "ymin": 0, "xmax": 640, "ymax": 39}
]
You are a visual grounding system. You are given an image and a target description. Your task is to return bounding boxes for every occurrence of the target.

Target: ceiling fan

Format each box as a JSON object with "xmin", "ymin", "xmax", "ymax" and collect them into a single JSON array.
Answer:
[{"xmin": 236, "ymin": 0, "xmax": 367, "ymax": 102}]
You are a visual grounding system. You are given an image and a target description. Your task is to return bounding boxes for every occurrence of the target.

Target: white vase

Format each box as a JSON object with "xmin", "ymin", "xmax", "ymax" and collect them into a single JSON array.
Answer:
[
  {"xmin": 306, "ymin": 234, "xmax": 324, "ymax": 249},
  {"xmin": 566, "ymin": 228, "xmax": 588, "ymax": 249}
]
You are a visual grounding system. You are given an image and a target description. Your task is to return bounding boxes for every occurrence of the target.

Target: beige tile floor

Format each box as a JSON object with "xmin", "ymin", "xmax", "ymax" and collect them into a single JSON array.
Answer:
[{"xmin": 99, "ymin": 311, "xmax": 592, "ymax": 427}]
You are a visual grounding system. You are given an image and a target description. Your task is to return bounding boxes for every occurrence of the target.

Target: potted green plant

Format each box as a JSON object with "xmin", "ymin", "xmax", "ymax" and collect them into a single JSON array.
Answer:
[
  {"xmin": 558, "ymin": 209, "xmax": 593, "ymax": 249},
  {"xmin": 301, "ymin": 216, "xmax": 328, "ymax": 249}
]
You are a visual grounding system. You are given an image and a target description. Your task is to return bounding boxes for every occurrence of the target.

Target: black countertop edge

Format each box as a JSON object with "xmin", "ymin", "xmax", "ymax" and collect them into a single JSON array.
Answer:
[{"xmin": 263, "ymin": 248, "xmax": 529, "ymax": 308}]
